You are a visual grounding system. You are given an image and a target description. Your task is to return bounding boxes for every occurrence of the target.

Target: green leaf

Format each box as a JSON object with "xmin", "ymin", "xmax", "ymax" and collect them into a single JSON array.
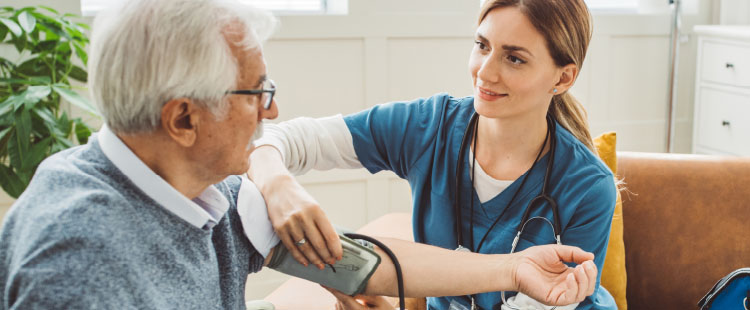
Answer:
[
  {"xmin": 73, "ymin": 41, "xmax": 87, "ymax": 64},
  {"xmin": 6, "ymin": 85, "xmax": 52, "ymax": 112},
  {"xmin": 10, "ymin": 34, "xmax": 27, "ymax": 53},
  {"xmin": 0, "ymin": 126, "xmax": 10, "ymax": 141},
  {"xmin": 0, "ymin": 126, "xmax": 11, "ymax": 154},
  {"xmin": 38, "ymin": 6, "xmax": 59, "ymax": 15},
  {"xmin": 0, "ymin": 76, "xmax": 51, "ymax": 86},
  {"xmin": 31, "ymin": 39, "xmax": 57, "ymax": 53},
  {"xmin": 30, "ymin": 14, "xmax": 68, "ymax": 40},
  {"xmin": 55, "ymin": 40, "xmax": 71, "ymax": 54},
  {"xmin": 68, "ymin": 65, "xmax": 87, "ymax": 82},
  {"xmin": 52, "ymin": 85, "xmax": 98, "ymax": 116},
  {"xmin": 51, "ymin": 136, "xmax": 73, "ymax": 153},
  {"xmin": 31, "ymin": 106, "xmax": 64, "ymax": 138},
  {"xmin": 75, "ymin": 22, "xmax": 90, "ymax": 30},
  {"xmin": 9, "ymin": 109, "xmax": 31, "ymax": 171},
  {"xmin": 73, "ymin": 118, "xmax": 91, "ymax": 144},
  {"xmin": 20, "ymin": 136, "xmax": 51, "ymax": 171},
  {"xmin": 0, "ymin": 98, "xmax": 11, "ymax": 117},
  {"xmin": 57, "ymin": 111, "xmax": 72, "ymax": 136},
  {"xmin": 0, "ymin": 17, "xmax": 21, "ymax": 37},
  {"xmin": 15, "ymin": 58, "xmax": 50, "ymax": 77},
  {"xmin": 17, "ymin": 11, "xmax": 36, "ymax": 34},
  {"xmin": 0, "ymin": 163, "xmax": 26, "ymax": 198},
  {"xmin": 0, "ymin": 24, "xmax": 7, "ymax": 42}
]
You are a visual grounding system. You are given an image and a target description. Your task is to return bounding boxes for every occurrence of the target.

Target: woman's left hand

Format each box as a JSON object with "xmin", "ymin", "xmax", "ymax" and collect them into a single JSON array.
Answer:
[
  {"xmin": 323, "ymin": 287, "xmax": 396, "ymax": 310},
  {"xmin": 512, "ymin": 245, "xmax": 598, "ymax": 306}
]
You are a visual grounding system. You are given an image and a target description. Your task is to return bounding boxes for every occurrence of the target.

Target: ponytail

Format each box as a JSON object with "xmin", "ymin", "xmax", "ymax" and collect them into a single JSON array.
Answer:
[{"xmin": 550, "ymin": 92, "xmax": 596, "ymax": 154}]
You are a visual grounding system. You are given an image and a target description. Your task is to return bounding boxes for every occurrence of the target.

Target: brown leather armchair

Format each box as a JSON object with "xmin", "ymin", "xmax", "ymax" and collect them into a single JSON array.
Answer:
[
  {"xmin": 617, "ymin": 152, "xmax": 750, "ymax": 309},
  {"xmin": 263, "ymin": 152, "xmax": 750, "ymax": 310}
]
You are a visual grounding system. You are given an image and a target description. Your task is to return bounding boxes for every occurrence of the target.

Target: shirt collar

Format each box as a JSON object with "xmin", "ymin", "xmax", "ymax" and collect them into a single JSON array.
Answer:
[{"xmin": 97, "ymin": 125, "xmax": 229, "ymax": 230}]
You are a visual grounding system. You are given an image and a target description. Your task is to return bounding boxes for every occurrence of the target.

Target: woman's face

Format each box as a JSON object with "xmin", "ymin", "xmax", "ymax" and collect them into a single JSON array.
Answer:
[{"xmin": 469, "ymin": 6, "xmax": 566, "ymax": 120}]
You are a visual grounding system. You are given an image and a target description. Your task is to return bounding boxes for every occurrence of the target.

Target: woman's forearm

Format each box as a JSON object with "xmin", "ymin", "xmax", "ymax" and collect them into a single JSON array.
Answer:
[
  {"xmin": 251, "ymin": 117, "xmax": 362, "ymax": 177},
  {"xmin": 248, "ymin": 145, "xmax": 294, "ymax": 194},
  {"xmin": 363, "ymin": 237, "xmax": 515, "ymax": 298}
]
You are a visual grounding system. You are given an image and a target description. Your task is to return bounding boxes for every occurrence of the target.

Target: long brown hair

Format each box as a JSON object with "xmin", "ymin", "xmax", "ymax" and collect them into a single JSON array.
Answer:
[{"xmin": 478, "ymin": 0, "xmax": 596, "ymax": 152}]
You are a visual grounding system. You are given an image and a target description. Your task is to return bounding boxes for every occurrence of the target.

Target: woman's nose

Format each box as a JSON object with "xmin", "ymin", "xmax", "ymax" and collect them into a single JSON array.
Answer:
[{"xmin": 477, "ymin": 57, "xmax": 501, "ymax": 84}]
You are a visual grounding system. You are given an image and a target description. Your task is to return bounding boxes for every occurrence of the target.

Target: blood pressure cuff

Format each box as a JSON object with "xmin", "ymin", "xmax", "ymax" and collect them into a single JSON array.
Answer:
[{"xmin": 266, "ymin": 233, "xmax": 381, "ymax": 296}]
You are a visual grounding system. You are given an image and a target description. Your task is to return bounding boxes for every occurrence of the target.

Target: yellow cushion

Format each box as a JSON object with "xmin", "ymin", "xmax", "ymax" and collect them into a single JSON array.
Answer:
[{"xmin": 593, "ymin": 132, "xmax": 627, "ymax": 310}]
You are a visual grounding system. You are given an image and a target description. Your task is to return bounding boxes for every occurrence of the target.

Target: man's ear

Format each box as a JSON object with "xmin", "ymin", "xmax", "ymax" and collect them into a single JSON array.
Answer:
[
  {"xmin": 554, "ymin": 63, "xmax": 579, "ymax": 94},
  {"xmin": 161, "ymin": 98, "xmax": 200, "ymax": 147}
]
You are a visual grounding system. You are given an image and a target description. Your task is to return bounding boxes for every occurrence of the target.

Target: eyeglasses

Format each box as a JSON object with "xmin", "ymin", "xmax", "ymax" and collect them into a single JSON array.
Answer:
[{"xmin": 226, "ymin": 79, "xmax": 276, "ymax": 110}]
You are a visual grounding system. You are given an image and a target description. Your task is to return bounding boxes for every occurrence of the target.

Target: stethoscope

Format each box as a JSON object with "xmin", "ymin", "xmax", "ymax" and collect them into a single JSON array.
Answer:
[{"xmin": 453, "ymin": 112, "xmax": 562, "ymax": 310}]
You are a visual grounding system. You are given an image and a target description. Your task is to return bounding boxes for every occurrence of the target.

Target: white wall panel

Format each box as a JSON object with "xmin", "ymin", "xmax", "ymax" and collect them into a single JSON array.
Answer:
[
  {"xmin": 591, "ymin": 120, "xmax": 668, "ymax": 152},
  {"xmin": 387, "ymin": 38, "xmax": 474, "ymax": 101},
  {"xmin": 263, "ymin": 39, "xmax": 366, "ymax": 120},
  {"xmin": 302, "ymin": 181, "xmax": 368, "ymax": 231},
  {"xmin": 608, "ymin": 36, "xmax": 671, "ymax": 123},
  {"xmin": 389, "ymin": 179, "xmax": 412, "ymax": 214}
]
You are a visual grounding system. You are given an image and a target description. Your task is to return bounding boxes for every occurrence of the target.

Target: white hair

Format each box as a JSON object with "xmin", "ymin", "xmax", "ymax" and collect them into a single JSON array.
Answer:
[{"xmin": 88, "ymin": 0, "xmax": 277, "ymax": 134}]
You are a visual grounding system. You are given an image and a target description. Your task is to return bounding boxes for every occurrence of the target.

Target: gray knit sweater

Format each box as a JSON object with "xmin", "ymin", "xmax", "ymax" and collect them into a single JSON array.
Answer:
[{"xmin": 0, "ymin": 137, "xmax": 264, "ymax": 309}]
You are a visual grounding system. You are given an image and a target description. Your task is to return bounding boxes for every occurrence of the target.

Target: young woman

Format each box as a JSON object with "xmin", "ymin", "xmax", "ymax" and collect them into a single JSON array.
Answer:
[{"xmin": 249, "ymin": 0, "xmax": 617, "ymax": 309}]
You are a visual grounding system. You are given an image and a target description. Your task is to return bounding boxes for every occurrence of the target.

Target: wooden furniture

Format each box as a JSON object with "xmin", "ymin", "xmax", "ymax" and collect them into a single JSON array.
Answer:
[{"xmin": 692, "ymin": 25, "xmax": 750, "ymax": 156}]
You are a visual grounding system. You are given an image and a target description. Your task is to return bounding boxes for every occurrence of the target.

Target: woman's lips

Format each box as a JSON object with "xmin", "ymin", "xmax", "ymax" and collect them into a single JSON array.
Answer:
[{"xmin": 477, "ymin": 87, "xmax": 507, "ymax": 101}]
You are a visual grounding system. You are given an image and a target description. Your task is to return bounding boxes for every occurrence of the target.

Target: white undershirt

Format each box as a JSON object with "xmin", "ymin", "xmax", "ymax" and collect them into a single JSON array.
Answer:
[
  {"xmin": 469, "ymin": 149, "xmax": 515, "ymax": 203},
  {"xmin": 255, "ymin": 115, "xmax": 513, "ymax": 203}
]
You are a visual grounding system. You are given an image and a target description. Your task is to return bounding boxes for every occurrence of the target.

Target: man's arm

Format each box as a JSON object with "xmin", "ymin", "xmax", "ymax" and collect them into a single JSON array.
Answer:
[
  {"xmin": 261, "ymin": 236, "xmax": 597, "ymax": 306},
  {"xmin": 360, "ymin": 238, "xmax": 597, "ymax": 306}
]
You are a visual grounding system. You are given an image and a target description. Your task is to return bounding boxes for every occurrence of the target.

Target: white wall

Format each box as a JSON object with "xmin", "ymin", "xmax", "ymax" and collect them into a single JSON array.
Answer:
[{"xmin": 0, "ymin": 0, "xmax": 715, "ymax": 301}]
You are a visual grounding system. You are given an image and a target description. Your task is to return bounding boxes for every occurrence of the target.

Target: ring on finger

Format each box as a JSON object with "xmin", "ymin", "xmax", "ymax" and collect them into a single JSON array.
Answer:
[{"xmin": 295, "ymin": 238, "xmax": 307, "ymax": 246}]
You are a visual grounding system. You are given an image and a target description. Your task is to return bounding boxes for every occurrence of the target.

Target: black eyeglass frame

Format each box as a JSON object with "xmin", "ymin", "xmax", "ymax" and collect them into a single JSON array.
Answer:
[{"xmin": 226, "ymin": 79, "xmax": 276, "ymax": 110}]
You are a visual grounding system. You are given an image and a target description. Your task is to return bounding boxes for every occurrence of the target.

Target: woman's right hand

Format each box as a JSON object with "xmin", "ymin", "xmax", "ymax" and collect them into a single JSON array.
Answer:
[
  {"xmin": 324, "ymin": 287, "xmax": 396, "ymax": 310},
  {"xmin": 262, "ymin": 173, "xmax": 343, "ymax": 269},
  {"xmin": 249, "ymin": 146, "xmax": 343, "ymax": 269}
]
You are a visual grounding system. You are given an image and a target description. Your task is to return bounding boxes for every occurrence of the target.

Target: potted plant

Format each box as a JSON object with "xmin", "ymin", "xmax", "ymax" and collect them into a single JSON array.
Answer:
[{"xmin": 0, "ymin": 6, "xmax": 98, "ymax": 198}]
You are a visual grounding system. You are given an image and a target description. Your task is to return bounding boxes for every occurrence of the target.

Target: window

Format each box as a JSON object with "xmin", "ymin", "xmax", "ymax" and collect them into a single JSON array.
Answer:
[
  {"xmin": 585, "ymin": 0, "xmax": 638, "ymax": 12},
  {"xmin": 81, "ymin": 0, "xmax": 341, "ymax": 16},
  {"xmin": 240, "ymin": 0, "xmax": 325, "ymax": 13}
]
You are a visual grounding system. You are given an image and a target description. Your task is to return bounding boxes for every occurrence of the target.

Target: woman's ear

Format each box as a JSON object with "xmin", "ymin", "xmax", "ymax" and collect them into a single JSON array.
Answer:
[
  {"xmin": 161, "ymin": 98, "xmax": 199, "ymax": 147},
  {"xmin": 554, "ymin": 64, "xmax": 579, "ymax": 94}
]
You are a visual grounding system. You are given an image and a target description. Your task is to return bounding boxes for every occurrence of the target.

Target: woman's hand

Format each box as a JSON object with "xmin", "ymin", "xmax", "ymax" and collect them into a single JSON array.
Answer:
[
  {"xmin": 324, "ymin": 287, "xmax": 396, "ymax": 310},
  {"xmin": 262, "ymin": 173, "xmax": 343, "ymax": 269},
  {"xmin": 511, "ymin": 245, "xmax": 598, "ymax": 306}
]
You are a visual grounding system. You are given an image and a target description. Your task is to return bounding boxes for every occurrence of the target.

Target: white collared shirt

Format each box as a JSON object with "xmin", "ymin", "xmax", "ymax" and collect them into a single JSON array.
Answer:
[
  {"xmin": 97, "ymin": 125, "xmax": 280, "ymax": 257},
  {"xmin": 98, "ymin": 125, "xmax": 228, "ymax": 230}
]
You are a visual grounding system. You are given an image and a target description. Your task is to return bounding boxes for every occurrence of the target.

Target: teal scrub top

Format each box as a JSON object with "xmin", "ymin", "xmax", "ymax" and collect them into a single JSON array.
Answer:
[{"xmin": 343, "ymin": 93, "xmax": 617, "ymax": 310}]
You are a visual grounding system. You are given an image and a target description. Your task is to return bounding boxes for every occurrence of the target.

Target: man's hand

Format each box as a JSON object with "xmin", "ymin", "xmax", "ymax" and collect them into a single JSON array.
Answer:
[
  {"xmin": 511, "ymin": 245, "xmax": 598, "ymax": 306},
  {"xmin": 262, "ymin": 173, "xmax": 343, "ymax": 269},
  {"xmin": 324, "ymin": 287, "xmax": 396, "ymax": 310}
]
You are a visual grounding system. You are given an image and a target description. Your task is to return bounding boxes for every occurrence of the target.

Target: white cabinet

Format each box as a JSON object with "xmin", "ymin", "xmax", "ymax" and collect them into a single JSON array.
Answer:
[{"xmin": 693, "ymin": 25, "xmax": 750, "ymax": 156}]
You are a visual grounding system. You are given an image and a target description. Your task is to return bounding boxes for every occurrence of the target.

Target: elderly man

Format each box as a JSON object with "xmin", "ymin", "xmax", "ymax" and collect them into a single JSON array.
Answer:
[{"xmin": 0, "ymin": 0, "xmax": 599, "ymax": 309}]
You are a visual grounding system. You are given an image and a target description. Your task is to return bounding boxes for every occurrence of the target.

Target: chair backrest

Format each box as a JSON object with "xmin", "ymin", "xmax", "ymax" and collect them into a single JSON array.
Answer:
[{"xmin": 617, "ymin": 152, "xmax": 750, "ymax": 310}]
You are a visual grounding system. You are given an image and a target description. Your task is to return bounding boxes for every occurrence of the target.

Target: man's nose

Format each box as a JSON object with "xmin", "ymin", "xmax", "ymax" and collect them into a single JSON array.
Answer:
[{"xmin": 261, "ymin": 97, "xmax": 279, "ymax": 120}]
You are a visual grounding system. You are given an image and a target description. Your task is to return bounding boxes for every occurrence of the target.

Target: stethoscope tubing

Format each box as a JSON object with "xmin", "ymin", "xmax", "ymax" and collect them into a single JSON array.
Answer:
[
  {"xmin": 455, "ymin": 113, "xmax": 561, "ymax": 251},
  {"xmin": 455, "ymin": 112, "xmax": 563, "ymax": 310}
]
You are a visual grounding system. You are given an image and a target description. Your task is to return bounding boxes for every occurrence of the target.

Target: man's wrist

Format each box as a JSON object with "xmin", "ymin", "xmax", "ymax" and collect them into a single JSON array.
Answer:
[{"xmin": 492, "ymin": 253, "xmax": 521, "ymax": 292}]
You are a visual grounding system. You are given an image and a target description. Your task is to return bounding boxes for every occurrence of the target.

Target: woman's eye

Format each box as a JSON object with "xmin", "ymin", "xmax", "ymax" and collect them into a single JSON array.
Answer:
[
  {"xmin": 507, "ymin": 55, "xmax": 525, "ymax": 65},
  {"xmin": 474, "ymin": 40, "xmax": 487, "ymax": 50}
]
